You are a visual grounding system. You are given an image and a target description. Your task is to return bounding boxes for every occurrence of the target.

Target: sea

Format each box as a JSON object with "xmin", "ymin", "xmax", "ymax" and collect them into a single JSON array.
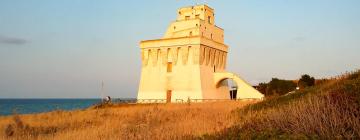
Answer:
[{"xmin": 0, "ymin": 99, "xmax": 115, "ymax": 116}]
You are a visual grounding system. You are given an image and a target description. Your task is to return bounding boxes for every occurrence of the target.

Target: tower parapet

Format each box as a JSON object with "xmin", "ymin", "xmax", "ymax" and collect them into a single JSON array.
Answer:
[{"xmin": 163, "ymin": 5, "xmax": 224, "ymax": 44}]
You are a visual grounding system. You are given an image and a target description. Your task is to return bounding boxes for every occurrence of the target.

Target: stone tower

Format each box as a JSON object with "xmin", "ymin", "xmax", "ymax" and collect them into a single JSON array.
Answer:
[{"xmin": 137, "ymin": 5, "xmax": 264, "ymax": 103}]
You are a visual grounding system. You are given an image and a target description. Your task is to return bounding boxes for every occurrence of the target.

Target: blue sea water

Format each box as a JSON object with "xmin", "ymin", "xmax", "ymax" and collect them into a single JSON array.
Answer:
[{"xmin": 0, "ymin": 99, "xmax": 102, "ymax": 116}]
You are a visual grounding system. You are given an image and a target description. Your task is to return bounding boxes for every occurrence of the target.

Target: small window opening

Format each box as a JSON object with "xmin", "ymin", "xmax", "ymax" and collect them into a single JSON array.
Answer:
[
  {"xmin": 177, "ymin": 47, "xmax": 180, "ymax": 57},
  {"xmin": 211, "ymin": 34, "xmax": 213, "ymax": 39},
  {"xmin": 196, "ymin": 24, "xmax": 198, "ymax": 27},
  {"xmin": 179, "ymin": 11, "xmax": 182, "ymax": 15},
  {"xmin": 213, "ymin": 65, "xmax": 216, "ymax": 72},
  {"xmin": 173, "ymin": 26, "xmax": 176, "ymax": 30},
  {"xmin": 208, "ymin": 16, "xmax": 211, "ymax": 24},
  {"xmin": 185, "ymin": 16, "xmax": 190, "ymax": 20},
  {"xmin": 167, "ymin": 62, "xmax": 172, "ymax": 73},
  {"xmin": 195, "ymin": 14, "xmax": 200, "ymax": 19},
  {"xmin": 189, "ymin": 31, "xmax": 193, "ymax": 36}
]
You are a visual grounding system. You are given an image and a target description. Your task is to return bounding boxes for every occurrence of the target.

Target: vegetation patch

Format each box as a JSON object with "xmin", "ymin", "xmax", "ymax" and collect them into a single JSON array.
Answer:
[{"xmin": 202, "ymin": 70, "xmax": 360, "ymax": 139}]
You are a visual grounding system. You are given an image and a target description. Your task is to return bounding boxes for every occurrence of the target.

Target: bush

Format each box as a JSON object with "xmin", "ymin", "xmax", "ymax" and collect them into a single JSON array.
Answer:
[
  {"xmin": 298, "ymin": 74, "xmax": 315, "ymax": 89},
  {"xmin": 265, "ymin": 78, "xmax": 297, "ymax": 96}
]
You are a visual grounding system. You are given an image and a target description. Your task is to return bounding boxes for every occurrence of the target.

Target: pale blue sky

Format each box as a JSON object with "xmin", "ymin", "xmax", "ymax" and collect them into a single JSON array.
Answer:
[{"xmin": 0, "ymin": 0, "xmax": 359, "ymax": 98}]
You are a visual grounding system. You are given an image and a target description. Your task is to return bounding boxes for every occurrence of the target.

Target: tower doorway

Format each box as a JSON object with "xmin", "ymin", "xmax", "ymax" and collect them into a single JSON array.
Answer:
[{"xmin": 166, "ymin": 90, "xmax": 172, "ymax": 103}]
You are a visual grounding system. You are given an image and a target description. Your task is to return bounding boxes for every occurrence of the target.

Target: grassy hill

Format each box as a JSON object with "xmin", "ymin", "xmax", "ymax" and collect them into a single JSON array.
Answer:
[
  {"xmin": 201, "ymin": 70, "xmax": 360, "ymax": 139},
  {"xmin": 1, "ymin": 70, "xmax": 359, "ymax": 139}
]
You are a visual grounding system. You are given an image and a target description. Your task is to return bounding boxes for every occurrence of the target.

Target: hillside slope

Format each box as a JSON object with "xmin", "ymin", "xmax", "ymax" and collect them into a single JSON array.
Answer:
[
  {"xmin": 1, "ymin": 71, "xmax": 359, "ymax": 139},
  {"xmin": 202, "ymin": 70, "xmax": 360, "ymax": 139}
]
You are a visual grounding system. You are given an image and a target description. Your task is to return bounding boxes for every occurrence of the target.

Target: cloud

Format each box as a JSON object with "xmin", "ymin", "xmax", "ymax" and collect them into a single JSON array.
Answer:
[{"xmin": 0, "ymin": 35, "xmax": 28, "ymax": 45}]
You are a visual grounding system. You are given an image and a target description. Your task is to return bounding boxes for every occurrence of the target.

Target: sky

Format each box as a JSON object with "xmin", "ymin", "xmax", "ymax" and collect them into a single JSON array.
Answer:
[{"xmin": 0, "ymin": 0, "xmax": 359, "ymax": 98}]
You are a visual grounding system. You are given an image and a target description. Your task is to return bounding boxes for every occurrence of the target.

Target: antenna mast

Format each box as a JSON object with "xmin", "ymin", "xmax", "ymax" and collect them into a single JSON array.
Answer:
[{"xmin": 101, "ymin": 81, "xmax": 104, "ymax": 101}]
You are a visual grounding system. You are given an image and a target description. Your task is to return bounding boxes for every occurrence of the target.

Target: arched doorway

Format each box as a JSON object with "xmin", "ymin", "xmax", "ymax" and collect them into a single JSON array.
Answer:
[
  {"xmin": 216, "ymin": 78, "xmax": 238, "ymax": 100},
  {"xmin": 213, "ymin": 72, "xmax": 264, "ymax": 100},
  {"xmin": 228, "ymin": 79, "xmax": 238, "ymax": 100}
]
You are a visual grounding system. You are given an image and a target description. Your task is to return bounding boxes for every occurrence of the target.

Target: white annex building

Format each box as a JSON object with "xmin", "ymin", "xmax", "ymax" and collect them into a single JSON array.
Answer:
[{"xmin": 137, "ymin": 5, "xmax": 264, "ymax": 103}]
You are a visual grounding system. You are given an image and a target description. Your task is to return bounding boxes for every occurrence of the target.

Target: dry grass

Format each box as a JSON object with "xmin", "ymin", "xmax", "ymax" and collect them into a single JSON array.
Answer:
[
  {"xmin": 0, "ymin": 101, "xmax": 255, "ymax": 140},
  {"xmin": 2, "ymin": 71, "xmax": 359, "ymax": 140},
  {"xmin": 233, "ymin": 92, "xmax": 360, "ymax": 139},
  {"xmin": 205, "ymin": 70, "xmax": 360, "ymax": 139}
]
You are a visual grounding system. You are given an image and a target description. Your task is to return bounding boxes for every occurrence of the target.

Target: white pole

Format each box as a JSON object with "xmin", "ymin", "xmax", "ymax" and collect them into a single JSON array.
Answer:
[{"xmin": 101, "ymin": 81, "xmax": 104, "ymax": 102}]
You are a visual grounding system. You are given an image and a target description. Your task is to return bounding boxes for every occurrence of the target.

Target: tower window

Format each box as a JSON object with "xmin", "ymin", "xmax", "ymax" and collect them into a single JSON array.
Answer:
[
  {"xmin": 214, "ymin": 65, "xmax": 216, "ymax": 72},
  {"xmin": 211, "ymin": 34, "xmax": 213, "ymax": 39},
  {"xmin": 185, "ymin": 16, "xmax": 190, "ymax": 20},
  {"xmin": 167, "ymin": 62, "xmax": 172, "ymax": 73},
  {"xmin": 174, "ymin": 26, "xmax": 176, "ymax": 30},
  {"xmin": 208, "ymin": 16, "xmax": 211, "ymax": 24}
]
